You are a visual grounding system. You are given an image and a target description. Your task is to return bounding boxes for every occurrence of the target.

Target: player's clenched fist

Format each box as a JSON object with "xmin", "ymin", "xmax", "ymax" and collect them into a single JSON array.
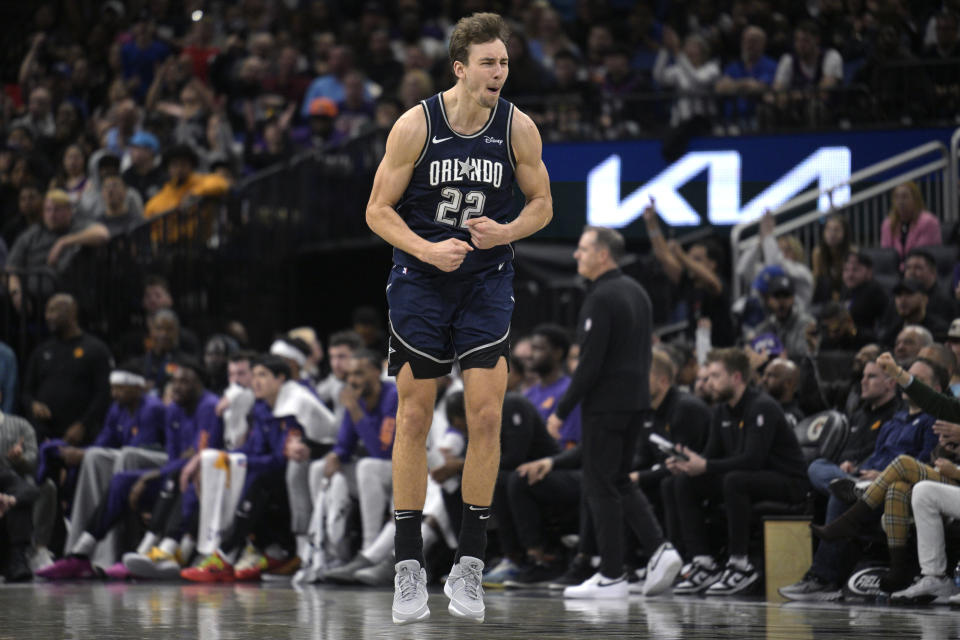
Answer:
[
  {"xmin": 466, "ymin": 216, "xmax": 509, "ymax": 250},
  {"xmin": 424, "ymin": 237, "xmax": 472, "ymax": 272}
]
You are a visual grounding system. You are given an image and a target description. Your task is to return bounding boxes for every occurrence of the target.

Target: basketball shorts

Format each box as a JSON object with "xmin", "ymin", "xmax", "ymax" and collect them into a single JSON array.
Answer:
[{"xmin": 386, "ymin": 261, "xmax": 513, "ymax": 379}]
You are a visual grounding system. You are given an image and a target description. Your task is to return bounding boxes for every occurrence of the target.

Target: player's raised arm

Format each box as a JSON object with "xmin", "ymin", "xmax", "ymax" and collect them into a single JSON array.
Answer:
[
  {"xmin": 465, "ymin": 108, "xmax": 552, "ymax": 250},
  {"xmin": 366, "ymin": 108, "xmax": 472, "ymax": 272}
]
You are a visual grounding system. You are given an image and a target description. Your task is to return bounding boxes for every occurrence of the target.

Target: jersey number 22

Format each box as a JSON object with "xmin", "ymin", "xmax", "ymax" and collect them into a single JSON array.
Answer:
[{"xmin": 435, "ymin": 187, "xmax": 486, "ymax": 229}]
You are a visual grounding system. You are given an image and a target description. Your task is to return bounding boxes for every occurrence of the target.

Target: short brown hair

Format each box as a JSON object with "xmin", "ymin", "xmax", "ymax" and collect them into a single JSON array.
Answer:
[
  {"xmin": 706, "ymin": 347, "xmax": 751, "ymax": 381},
  {"xmin": 448, "ymin": 12, "xmax": 510, "ymax": 67},
  {"xmin": 583, "ymin": 225, "xmax": 626, "ymax": 262},
  {"xmin": 651, "ymin": 349, "xmax": 677, "ymax": 384}
]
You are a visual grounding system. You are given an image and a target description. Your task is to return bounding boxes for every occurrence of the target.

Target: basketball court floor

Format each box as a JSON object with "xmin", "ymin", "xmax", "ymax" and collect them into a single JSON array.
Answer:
[{"xmin": 0, "ymin": 582, "xmax": 953, "ymax": 639}]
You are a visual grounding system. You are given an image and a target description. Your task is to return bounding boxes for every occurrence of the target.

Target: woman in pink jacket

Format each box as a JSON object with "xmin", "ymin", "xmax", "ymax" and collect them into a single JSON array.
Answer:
[{"xmin": 881, "ymin": 181, "xmax": 942, "ymax": 260}]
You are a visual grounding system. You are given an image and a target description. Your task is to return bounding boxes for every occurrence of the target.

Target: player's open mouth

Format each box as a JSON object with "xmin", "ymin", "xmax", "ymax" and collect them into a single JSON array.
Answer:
[{"xmin": 487, "ymin": 87, "xmax": 500, "ymax": 94}]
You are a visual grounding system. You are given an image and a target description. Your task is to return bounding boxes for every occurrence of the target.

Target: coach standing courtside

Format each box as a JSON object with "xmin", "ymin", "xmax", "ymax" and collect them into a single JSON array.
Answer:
[{"xmin": 547, "ymin": 226, "xmax": 676, "ymax": 598}]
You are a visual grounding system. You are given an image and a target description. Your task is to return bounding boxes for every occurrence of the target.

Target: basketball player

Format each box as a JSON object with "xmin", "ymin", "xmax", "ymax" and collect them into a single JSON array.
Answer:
[{"xmin": 365, "ymin": 12, "xmax": 552, "ymax": 625}]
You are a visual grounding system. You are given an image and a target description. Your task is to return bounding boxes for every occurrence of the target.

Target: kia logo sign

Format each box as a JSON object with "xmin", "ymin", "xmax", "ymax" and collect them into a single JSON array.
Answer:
[{"xmin": 587, "ymin": 147, "xmax": 852, "ymax": 227}]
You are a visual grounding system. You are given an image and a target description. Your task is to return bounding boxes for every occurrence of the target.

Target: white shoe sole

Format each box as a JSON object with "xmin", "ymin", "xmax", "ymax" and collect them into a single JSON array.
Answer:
[
  {"xmin": 444, "ymin": 580, "xmax": 485, "ymax": 622},
  {"xmin": 392, "ymin": 604, "xmax": 430, "ymax": 625},
  {"xmin": 123, "ymin": 554, "xmax": 181, "ymax": 580},
  {"xmin": 643, "ymin": 554, "xmax": 683, "ymax": 596}
]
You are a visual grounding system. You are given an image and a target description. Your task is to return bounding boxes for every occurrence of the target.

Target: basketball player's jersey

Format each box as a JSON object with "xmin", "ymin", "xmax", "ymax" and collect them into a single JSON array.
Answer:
[{"xmin": 394, "ymin": 92, "xmax": 518, "ymax": 274}]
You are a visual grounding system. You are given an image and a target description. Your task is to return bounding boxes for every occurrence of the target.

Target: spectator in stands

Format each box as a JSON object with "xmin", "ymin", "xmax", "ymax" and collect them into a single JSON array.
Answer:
[
  {"xmin": 735, "ymin": 211, "xmax": 814, "ymax": 308},
  {"xmin": 0, "ymin": 341, "xmax": 16, "ymax": 413},
  {"xmin": 880, "ymin": 280, "xmax": 948, "ymax": 345},
  {"xmin": 12, "ymin": 87, "xmax": 55, "ymax": 140},
  {"xmin": 524, "ymin": 324, "xmax": 582, "ymax": 448},
  {"xmin": 805, "ymin": 360, "xmax": 901, "ymax": 504},
  {"xmin": 892, "ymin": 324, "xmax": 936, "ymax": 366},
  {"xmin": 599, "ymin": 46, "xmax": 650, "ymax": 138},
  {"xmin": 904, "ymin": 248, "xmax": 956, "ymax": 327},
  {"xmin": 315, "ymin": 331, "xmax": 363, "ymax": 427},
  {"xmin": 760, "ymin": 358, "xmax": 804, "ymax": 425},
  {"xmin": 99, "ymin": 175, "xmax": 144, "ymax": 237},
  {"xmin": 894, "ymin": 478, "xmax": 960, "ymax": 603},
  {"xmin": 770, "ymin": 20, "xmax": 843, "ymax": 125},
  {"xmin": 653, "ymin": 30, "xmax": 721, "ymax": 129},
  {"xmin": 77, "ymin": 154, "xmax": 144, "ymax": 222},
  {"xmin": 49, "ymin": 145, "xmax": 89, "ymax": 205},
  {"xmin": 945, "ymin": 319, "xmax": 960, "ymax": 395},
  {"xmin": 142, "ymin": 309, "xmax": 190, "ymax": 395},
  {"xmin": 121, "ymin": 16, "xmax": 172, "ymax": 102},
  {"xmin": 2, "ymin": 182, "xmax": 43, "ymax": 250},
  {"xmin": 540, "ymin": 50, "xmax": 599, "ymax": 142},
  {"xmin": 397, "ymin": 69, "xmax": 434, "ymax": 111},
  {"xmin": 122, "ymin": 131, "xmax": 165, "ymax": 203},
  {"xmin": 814, "ymin": 302, "xmax": 875, "ymax": 352},
  {"xmin": 880, "ymin": 181, "xmax": 942, "ymax": 259},
  {"xmin": 922, "ymin": 11, "xmax": 960, "ymax": 119},
  {"xmin": 644, "ymin": 201, "xmax": 736, "ymax": 347},
  {"xmin": 6, "ymin": 190, "xmax": 110, "ymax": 312},
  {"xmin": 841, "ymin": 250, "xmax": 889, "ymax": 339},
  {"xmin": 291, "ymin": 97, "xmax": 342, "ymax": 150},
  {"xmin": 0, "ymin": 406, "xmax": 38, "ymax": 582},
  {"xmin": 351, "ymin": 305, "xmax": 387, "ymax": 358},
  {"xmin": 853, "ymin": 23, "xmax": 935, "ymax": 123},
  {"xmin": 753, "ymin": 275, "xmax": 815, "ymax": 358},
  {"xmin": 22, "ymin": 293, "xmax": 111, "ymax": 444},
  {"xmin": 812, "ymin": 213, "xmax": 852, "ymax": 304},
  {"xmin": 306, "ymin": 351, "xmax": 397, "ymax": 567},
  {"xmin": 781, "ymin": 356, "xmax": 942, "ymax": 600},
  {"xmin": 715, "ymin": 25, "xmax": 777, "ymax": 131},
  {"xmin": 363, "ymin": 29, "xmax": 404, "ymax": 96},
  {"xmin": 634, "ymin": 349, "xmax": 712, "ymax": 552},
  {"xmin": 334, "ymin": 71, "xmax": 376, "ymax": 142},
  {"xmin": 144, "ymin": 144, "xmax": 229, "ymax": 219},
  {"xmin": 664, "ymin": 347, "xmax": 808, "ymax": 595},
  {"xmin": 301, "ymin": 46, "xmax": 372, "ymax": 117},
  {"xmin": 501, "ymin": 33, "xmax": 549, "ymax": 108}
]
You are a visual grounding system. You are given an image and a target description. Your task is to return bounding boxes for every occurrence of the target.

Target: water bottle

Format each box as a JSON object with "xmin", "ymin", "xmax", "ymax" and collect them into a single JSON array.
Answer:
[{"xmin": 953, "ymin": 560, "xmax": 960, "ymax": 589}]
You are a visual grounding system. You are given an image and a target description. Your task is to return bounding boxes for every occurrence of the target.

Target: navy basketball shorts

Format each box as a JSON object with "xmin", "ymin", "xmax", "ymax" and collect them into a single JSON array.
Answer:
[{"xmin": 386, "ymin": 261, "xmax": 514, "ymax": 379}]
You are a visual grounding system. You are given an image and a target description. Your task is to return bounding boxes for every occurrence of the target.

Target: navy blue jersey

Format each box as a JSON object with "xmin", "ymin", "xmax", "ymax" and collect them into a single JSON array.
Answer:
[{"xmin": 394, "ymin": 93, "xmax": 518, "ymax": 274}]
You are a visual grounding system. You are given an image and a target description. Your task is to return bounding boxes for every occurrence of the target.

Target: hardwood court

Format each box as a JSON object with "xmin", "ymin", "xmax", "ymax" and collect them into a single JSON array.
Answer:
[{"xmin": 0, "ymin": 582, "xmax": 954, "ymax": 639}]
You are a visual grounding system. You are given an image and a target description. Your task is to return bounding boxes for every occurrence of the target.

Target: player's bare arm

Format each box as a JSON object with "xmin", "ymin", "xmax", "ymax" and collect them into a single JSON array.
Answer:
[
  {"xmin": 466, "ymin": 108, "xmax": 552, "ymax": 250},
  {"xmin": 366, "ymin": 107, "xmax": 473, "ymax": 273}
]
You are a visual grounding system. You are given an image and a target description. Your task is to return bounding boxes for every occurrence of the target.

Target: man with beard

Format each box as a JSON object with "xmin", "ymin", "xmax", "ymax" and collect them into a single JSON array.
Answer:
[
  {"xmin": 524, "ymin": 323, "xmax": 581, "ymax": 449},
  {"xmin": 22, "ymin": 294, "xmax": 112, "ymax": 444},
  {"xmin": 760, "ymin": 358, "xmax": 804, "ymax": 426},
  {"xmin": 664, "ymin": 347, "xmax": 807, "ymax": 596}
]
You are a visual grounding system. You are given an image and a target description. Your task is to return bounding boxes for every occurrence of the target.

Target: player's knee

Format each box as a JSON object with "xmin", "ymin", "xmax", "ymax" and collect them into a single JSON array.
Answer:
[
  {"xmin": 466, "ymin": 405, "xmax": 501, "ymax": 441},
  {"xmin": 396, "ymin": 402, "xmax": 432, "ymax": 439}
]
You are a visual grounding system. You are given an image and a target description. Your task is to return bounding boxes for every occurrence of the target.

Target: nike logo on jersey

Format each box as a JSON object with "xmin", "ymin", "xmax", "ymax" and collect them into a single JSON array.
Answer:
[{"xmin": 432, "ymin": 136, "xmax": 453, "ymax": 143}]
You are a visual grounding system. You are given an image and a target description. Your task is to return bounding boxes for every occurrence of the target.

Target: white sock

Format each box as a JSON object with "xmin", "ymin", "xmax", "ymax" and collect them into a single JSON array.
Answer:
[
  {"xmin": 693, "ymin": 555, "xmax": 716, "ymax": 569},
  {"xmin": 296, "ymin": 534, "xmax": 311, "ymax": 561},
  {"xmin": 180, "ymin": 535, "xmax": 196, "ymax": 563},
  {"xmin": 137, "ymin": 532, "xmax": 159, "ymax": 555},
  {"xmin": 728, "ymin": 555, "xmax": 750, "ymax": 570},
  {"xmin": 159, "ymin": 538, "xmax": 179, "ymax": 557},
  {"xmin": 72, "ymin": 531, "xmax": 97, "ymax": 557}
]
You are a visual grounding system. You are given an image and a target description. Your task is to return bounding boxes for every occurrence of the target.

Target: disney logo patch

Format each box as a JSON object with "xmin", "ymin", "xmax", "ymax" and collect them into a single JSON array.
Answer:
[{"xmin": 484, "ymin": 136, "xmax": 503, "ymax": 145}]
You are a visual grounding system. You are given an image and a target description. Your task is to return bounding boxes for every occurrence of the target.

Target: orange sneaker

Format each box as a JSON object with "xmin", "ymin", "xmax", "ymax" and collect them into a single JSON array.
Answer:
[{"xmin": 181, "ymin": 552, "xmax": 235, "ymax": 583}]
